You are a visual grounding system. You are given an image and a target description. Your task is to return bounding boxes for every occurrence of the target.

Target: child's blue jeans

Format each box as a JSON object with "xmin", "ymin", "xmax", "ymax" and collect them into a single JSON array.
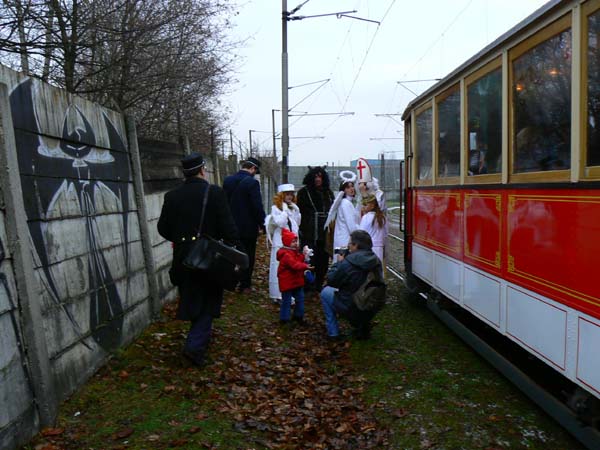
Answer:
[{"xmin": 280, "ymin": 287, "xmax": 304, "ymax": 321}]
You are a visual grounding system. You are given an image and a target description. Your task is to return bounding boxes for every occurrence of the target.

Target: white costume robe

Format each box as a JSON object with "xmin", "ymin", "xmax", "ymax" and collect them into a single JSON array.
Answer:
[
  {"xmin": 333, "ymin": 197, "xmax": 359, "ymax": 250},
  {"xmin": 266, "ymin": 202, "xmax": 301, "ymax": 300},
  {"xmin": 359, "ymin": 211, "xmax": 388, "ymax": 263}
]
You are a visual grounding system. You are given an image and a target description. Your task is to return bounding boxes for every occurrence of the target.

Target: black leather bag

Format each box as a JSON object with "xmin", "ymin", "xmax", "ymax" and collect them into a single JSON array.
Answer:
[{"xmin": 182, "ymin": 185, "xmax": 248, "ymax": 291}]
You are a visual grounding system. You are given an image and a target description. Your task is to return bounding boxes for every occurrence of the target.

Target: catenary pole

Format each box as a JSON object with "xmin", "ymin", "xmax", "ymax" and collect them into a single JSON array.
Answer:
[{"xmin": 281, "ymin": 0, "xmax": 289, "ymax": 183}]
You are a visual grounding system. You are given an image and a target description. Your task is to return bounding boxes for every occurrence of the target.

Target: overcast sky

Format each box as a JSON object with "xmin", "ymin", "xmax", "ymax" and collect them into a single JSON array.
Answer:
[{"xmin": 224, "ymin": 0, "xmax": 549, "ymax": 168}]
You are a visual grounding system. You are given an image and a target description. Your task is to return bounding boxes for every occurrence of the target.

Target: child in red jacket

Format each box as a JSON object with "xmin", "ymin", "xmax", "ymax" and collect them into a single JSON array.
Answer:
[{"xmin": 277, "ymin": 229, "xmax": 313, "ymax": 324}]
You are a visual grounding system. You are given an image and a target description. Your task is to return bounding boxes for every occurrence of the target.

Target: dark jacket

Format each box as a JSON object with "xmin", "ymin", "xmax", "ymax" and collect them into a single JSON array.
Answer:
[
  {"xmin": 326, "ymin": 249, "xmax": 382, "ymax": 324},
  {"xmin": 277, "ymin": 247, "xmax": 310, "ymax": 292},
  {"xmin": 157, "ymin": 177, "xmax": 239, "ymax": 320},
  {"xmin": 296, "ymin": 186, "xmax": 334, "ymax": 244},
  {"xmin": 223, "ymin": 170, "xmax": 266, "ymax": 239}
]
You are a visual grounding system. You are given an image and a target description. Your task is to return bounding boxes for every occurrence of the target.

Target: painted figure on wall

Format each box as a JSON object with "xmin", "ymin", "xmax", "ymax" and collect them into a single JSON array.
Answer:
[{"xmin": 9, "ymin": 78, "xmax": 132, "ymax": 352}]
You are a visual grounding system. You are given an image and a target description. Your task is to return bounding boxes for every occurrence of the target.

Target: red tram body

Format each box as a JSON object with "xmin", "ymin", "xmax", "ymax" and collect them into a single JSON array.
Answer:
[{"xmin": 402, "ymin": 0, "xmax": 600, "ymax": 413}]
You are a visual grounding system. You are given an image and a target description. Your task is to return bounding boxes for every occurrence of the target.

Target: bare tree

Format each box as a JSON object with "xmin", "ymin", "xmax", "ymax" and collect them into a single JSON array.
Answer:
[{"xmin": 0, "ymin": 0, "xmax": 239, "ymax": 146}]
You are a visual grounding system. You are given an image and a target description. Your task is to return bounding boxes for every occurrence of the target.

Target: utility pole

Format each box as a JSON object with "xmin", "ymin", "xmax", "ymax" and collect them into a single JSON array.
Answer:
[
  {"xmin": 380, "ymin": 153, "xmax": 386, "ymax": 197},
  {"xmin": 281, "ymin": 0, "xmax": 289, "ymax": 183},
  {"xmin": 210, "ymin": 126, "xmax": 220, "ymax": 185},
  {"xmin": 281, "ymin": 2, "xmax": 376, "ymax": 184},
  {"xmin": 248, "ymin": 129, "xmax": 253, "ymax": 157},
  {"xmin": 272, "ymin": 108, "xmax": 280, "ymax": 187}
]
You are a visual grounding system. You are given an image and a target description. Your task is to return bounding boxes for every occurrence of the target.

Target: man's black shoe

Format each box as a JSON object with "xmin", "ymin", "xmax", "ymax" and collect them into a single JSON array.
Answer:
[
  {"xmin": 326, "ymin": 334, "xmax": 347, "ymax": 342},
  {"xmin": 353, "ymin": 324, "xmax": 372, "ymax": 340},
  {"xmin": 182, "ymin": 350, "xmax": 208, "ymax": 368},
  {"xmin": 292, "ymin": 316, "xmax": 309, "ymax": 327}
]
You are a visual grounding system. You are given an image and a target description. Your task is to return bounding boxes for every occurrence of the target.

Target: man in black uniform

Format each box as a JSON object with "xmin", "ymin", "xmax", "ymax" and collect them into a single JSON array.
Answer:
[
  {"xmin": 158, "ymin": 153, "xmax": 239, "ymax": 367},
  {"xmin": 223, "ymin": 157, "xmax": 266, "ymax": 293}
]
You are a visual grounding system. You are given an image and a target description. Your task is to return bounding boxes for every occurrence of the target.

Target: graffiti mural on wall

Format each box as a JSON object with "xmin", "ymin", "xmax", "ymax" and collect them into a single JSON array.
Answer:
[{"xmin": 9, "ymin": 79, "xmax": 131, "ymax": 352}]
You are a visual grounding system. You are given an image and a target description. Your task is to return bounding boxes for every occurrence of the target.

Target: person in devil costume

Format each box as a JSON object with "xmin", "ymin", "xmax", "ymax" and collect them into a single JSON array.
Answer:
[{"xmin": 296, "ymin": 166, "xmax": 334, "ymax": 293}]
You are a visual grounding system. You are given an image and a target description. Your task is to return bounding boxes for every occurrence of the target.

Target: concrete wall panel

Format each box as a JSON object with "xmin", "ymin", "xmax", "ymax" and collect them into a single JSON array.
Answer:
[{"xmin": 0, "ymin": 63, "xmax": 180, "ymax": 449}]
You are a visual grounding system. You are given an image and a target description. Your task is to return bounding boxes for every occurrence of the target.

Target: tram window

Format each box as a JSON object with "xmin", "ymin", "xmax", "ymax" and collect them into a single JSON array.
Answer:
[
  {"xmin": 587, "ymin": 9, "xmax": 600, "ymax": 167},
  {"xmin": 512, "ymin": 29, "xmax": 571, "ymax": 174},
  {"xmin": 437, "ymin": 87, "xmax": 460, "ymax": 178},
  {"xmin": 467, "ymin": 68, "xmax": 502, "ymax": 175},
  {"xmin": 416, "ymin": 107, "xmax": 432, "ymax": 181}
]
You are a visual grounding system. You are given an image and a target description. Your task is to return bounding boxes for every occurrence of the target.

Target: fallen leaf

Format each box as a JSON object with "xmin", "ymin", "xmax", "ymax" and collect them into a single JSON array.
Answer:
[
  {"xmin": 35, "ymin": 444, "xmax": 61, "ymax": 450},
  {"xmin": 420, "ymin": 439, "xmax": 434, "ymax": 449},
  {"xmin": 118, "ymin": 370, "xmax": 129, "ymax": 379},
  {"xmin": 41, "ymin": 428, "xmax": 64, "ymax": 437},
  {"xmin": 392, "ymin": 408, "xmax": 408, "ymax": 418},
  {"xmin": 112, "ymin": 427, "xmax": 134, "ymax": 440},
  {"xmin": 335, "ymin": 423, "xmax": 350, "ymax": 433}
]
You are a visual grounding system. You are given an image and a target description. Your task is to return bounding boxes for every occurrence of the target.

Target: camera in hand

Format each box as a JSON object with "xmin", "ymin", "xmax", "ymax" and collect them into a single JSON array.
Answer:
[{"xmin": 334, "ymin": 247, "xmax": 349, "ymax": 257}]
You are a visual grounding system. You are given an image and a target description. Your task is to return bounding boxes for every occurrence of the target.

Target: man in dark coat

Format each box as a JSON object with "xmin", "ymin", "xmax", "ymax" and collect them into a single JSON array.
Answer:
[
  {"xmin": 296, "ymin": 166, "xmax": 334, "ymax": 291},
  {"xmin": 223, "ymin": 157, "xmax": 266, "ymax": 293},
  {"xmin": 158, "ymin": 153, "xmax": 239, "ymax": 367},
  {"xmin": 320, "ymin": 230, "xmax": 383, "ymax": 340}
]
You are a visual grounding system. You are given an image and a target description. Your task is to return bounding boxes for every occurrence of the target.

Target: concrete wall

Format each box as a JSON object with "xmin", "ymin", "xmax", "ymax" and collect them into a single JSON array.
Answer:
[
  {"xmin": 138, "ymin": 138, "xmax": 184, "ymax": 306},
  {"xmin": 0, "ymin": 207, "xmax": 37, "ymax": 450},
  {"xmin": 0, "ymin": 65, "xmax": 169, "ymax": 449}
]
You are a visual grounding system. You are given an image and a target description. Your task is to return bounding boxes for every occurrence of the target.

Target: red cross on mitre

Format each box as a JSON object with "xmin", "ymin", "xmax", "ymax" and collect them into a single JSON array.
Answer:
[{"xmin": 356, "ymin": 158, "xmax": 372, "ymax": 183}]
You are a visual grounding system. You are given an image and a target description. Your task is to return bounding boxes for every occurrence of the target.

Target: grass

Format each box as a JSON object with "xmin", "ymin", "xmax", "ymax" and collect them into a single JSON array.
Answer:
[{"xmin": 25, "ymin": 240, "xmax": 584, "ymax": 449}]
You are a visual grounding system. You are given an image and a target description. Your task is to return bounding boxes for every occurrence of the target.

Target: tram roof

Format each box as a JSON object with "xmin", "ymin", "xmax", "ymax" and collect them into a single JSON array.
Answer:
[{"xmin": 401, "ymin": 0, "xmax": 562, "ymax": 121}]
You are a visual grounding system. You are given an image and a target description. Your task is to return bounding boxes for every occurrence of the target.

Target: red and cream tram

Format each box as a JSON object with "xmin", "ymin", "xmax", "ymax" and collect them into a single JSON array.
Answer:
[{"xmin": 402, "ymin": 0, "xmax": 600, "ymax": 442}]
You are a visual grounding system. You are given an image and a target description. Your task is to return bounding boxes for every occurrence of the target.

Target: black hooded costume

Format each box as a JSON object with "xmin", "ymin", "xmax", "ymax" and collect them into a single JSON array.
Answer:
[{"xmin": 296, "ymin": 166, "xmax": 334, "ymax": 290}]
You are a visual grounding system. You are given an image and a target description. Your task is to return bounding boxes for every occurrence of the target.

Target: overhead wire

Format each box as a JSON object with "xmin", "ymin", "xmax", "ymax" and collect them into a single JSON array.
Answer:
[
  {"xmin": 293, "ymin": 0, "xmax": 396, "ymax": 151},
  {"xmin": 288, "ymin": 7, "xmax": 356, "ymax": 131},
  {"xmin": 317, "ymin": 0, "xmax": 396, "ymax": 137},
  {"xmin": 400, "ymin": 0, "xmax": 474, "ymax": 78}
]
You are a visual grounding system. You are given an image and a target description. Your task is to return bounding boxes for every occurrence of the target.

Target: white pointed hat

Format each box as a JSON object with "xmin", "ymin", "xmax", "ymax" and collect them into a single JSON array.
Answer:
[{"xmin": 355, "ymin": 158, "xmax": 373, "ymax": 183}]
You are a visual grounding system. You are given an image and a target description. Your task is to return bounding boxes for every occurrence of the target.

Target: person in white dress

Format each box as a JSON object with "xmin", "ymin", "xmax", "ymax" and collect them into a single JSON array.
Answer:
[
  {"xmin": 359, "ymin": 194, "xmax": 387, "ymax": 264},
  {"xmin": 324, "ymin": 171, "xmax": 360, "ymax": 261},
  {"xmin": 265, "ymin": 184, "xmax": 301, "ymax": 302}
]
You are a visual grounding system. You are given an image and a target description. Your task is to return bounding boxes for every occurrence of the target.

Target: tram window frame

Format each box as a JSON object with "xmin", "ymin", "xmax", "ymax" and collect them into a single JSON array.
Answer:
[
  {"xmin": 405, "ymin": 117, "xmax": 412, "ymax": 189},
  {"xmin": 435, "ymin": 84, "xmax": 461, "ymax": 185},
  {"xmin": 414, "ymin": 101, "xmax": 433, "ymax": 186},
  {"xmin": 508, "ymin": 13, "xmax": 572, "ymax": 183},
  {"xmin": 464, "ymin": 57, "xmax": 503, "ymax": 184},
  {"xmin": 582, "ymin": 0, "xmax": 600, "ymax": 179}
]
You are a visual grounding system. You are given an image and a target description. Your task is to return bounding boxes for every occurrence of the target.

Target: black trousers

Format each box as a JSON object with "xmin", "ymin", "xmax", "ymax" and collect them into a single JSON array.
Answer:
[
  {"xmin": 183, "ymin": 313, "xmax": 213, "ymax": 361},
  {"xmin": 239, "ymin": 237, "xmax": 257, "ymax": 289},
  {"xmin": 303, "ymin": 239, "xmax": 330, "ymax": 291}
]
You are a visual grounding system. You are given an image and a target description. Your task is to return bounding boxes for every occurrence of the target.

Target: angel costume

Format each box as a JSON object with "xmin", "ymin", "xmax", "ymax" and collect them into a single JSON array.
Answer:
[
  {"xmin": 325, "ymin": 194, "xmax": 360, "ymax": 251},
  {"xmin": 265, "ymin": 201, "xmax": 301, "ymax": 300},
  {"xmin": 359, "ymin": 212, "xmax": 388, "ymax": 263}
]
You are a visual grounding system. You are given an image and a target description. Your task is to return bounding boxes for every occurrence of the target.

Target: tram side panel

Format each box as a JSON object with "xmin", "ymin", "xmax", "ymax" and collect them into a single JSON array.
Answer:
[{"xmin": 406, "ymin": 187, "xmax": 600, "ymax": 400}]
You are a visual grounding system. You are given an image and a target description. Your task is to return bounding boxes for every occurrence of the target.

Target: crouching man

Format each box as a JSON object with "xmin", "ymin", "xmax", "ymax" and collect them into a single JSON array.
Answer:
[{"xmin": 320, "ymin": 230, "xmax": 385, "ymax": 341}]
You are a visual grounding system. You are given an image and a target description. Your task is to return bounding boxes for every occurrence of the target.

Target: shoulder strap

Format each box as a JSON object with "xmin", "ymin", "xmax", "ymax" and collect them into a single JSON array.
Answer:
[
  {"xmin": 305, "ymin": 189, "xmax": 318, "ymax": 212},
  {"xmin": 196, "ymin": 184, "xmax": 210, "ymax": 237}
]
